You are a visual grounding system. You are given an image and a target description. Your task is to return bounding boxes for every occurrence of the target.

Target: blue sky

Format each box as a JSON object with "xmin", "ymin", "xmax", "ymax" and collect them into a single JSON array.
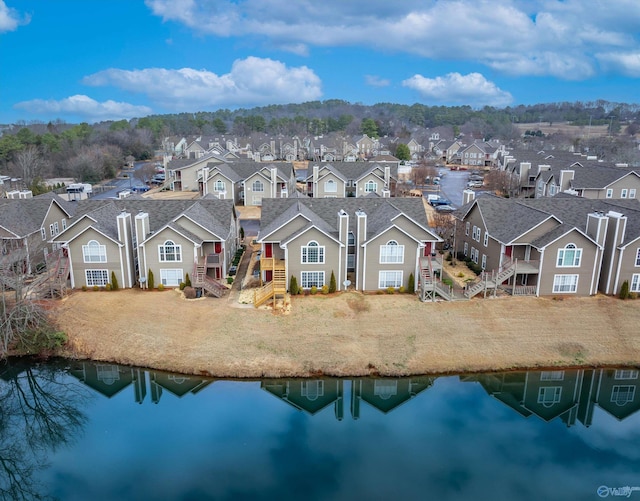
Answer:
[{"xmin": 1, "ymin": 0, "xmax": 640, "ymax": 124}]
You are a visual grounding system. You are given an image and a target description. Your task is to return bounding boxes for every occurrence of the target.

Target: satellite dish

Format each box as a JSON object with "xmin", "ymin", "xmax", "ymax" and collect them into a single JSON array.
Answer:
[{"xmin": 343, "ymin": 280, "xmax": 351, "ymax": 287}]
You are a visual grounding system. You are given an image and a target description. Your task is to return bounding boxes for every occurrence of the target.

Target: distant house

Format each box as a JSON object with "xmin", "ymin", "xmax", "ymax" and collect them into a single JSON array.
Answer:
[{"xmin": 304, "ymin": 162, "xmax": 397, "ymax": 198}]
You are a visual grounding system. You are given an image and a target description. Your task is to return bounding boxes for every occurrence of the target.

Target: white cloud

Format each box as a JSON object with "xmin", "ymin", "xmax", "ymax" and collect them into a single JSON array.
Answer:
[
  {"xmin": 596, "ymin": 51, "xmax": 640, "ymax": 77},
  {"xmin": 13, "ymin": 95, "xmax": 152, "ymax": 122},
  {"xmin": 82, "ymin": 57, "xmax": 322, "ymax": 110},
  {"xmin": 145, "ymin": 0, "xmax": 640, "ymax": 80},
  {"xmin": 402, "ymin": 72, "xmax": 513, "ymax": 107},
  {"xmin": 0, "ymin": 0, "xmax": 30, "ymax": 32},
  {"xmin": 365, "ymin": 75, "xmax": 390, "ymax": 88}
]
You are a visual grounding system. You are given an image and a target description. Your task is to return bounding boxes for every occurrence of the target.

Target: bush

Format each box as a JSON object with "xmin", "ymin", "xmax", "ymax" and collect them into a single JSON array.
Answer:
[
  {"xmin": 227, "ymin": 277, "xmax": 233, "ymax": 284},
  {"xmin": 148, "ymin": 269, "xmax": 155, "ymax": 289},
  {"xmin": 185, "ymin": 273, "xmax": 191, "ymax": 287},
  {"xmin": 408, "ymin": 273, "xmax": 415, "ymax": 292},
  {"xmin": 620, "ymin": 280, "xmax": 630, "ymax": 299},
  {"xmin": 329, "ymin": 271, "xmax": 336, "ymax": 293},
  {"xmin": 321, "ymin": 285, "xmax": 329, "ymax": 295},
  {"xmin": 399, "ymin": 286, "xmax": 406, "ymax": 293},
  {"xmin": 93, "ymin": 285, "xmax": 99, "ymax": 291},
  {"xmin": 240, "ymin": 226, "xmax": 245, "ymax": 240},
  {"xmin": 446, "ymin": 253, "xmax": 453, "ymax": 262},
  {"xmin": 158, "ymin": 283, "xmax": 165, "ymax": 291},
  {"xmin": 289, "ymin": 275, "xmax": 299, "ymax": 295},
  {"xmin": 310, "ymin": 286, "xmax": 318, "ymax": 295},
  {"xmin": 443, "ymin": 278, "xmax": 453, "ymax": 287},
  {"xmin": 179, "ymin": 282, "xmax": 186, "ymax": 290},
  {"xmin": 105, "ymin": 283, "xmax": 112, "ymax": 291},
  {"xmin": 183, "ymin": 286, "xmax": 196, "ymax": 299},
  {"xmin": 110, "ymin": 271, "xmax": 119, "ymax": 290},
  {"xmin": 376, "ymin": 290, "xmax": 385, "ymax": 295},
  {"xmin": 81, "ymin": 285, "xmax": 87, "ymax": 291},
  {"xmin": 629, "ymin": 292, "xmax": 638, "ymax": 299},
  {"xmin": 386, "ymin": 286, "xmax": 395, "ymax": 294}
]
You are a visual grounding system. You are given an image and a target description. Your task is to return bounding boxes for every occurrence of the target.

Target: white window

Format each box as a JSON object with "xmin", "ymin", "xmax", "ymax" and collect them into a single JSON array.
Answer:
[
  {"xmin": 481, "ymin": 254, "xmax": 486, "ymax": 270},
  {"xmin": 611, "ymin": 385, "xmax": 636, "ymax": 406},
  {"xmin": 538, "ymin": 386, "xmax": 562, "ymax": 406},
  {"xmin": 49, "ymin": 223, "xmax": 55, "ymax": 238},
  {"xmin": 160, "ymin": 269, "xmax": 183, "ymax": 286},
  {"xmin": 159, "ymin": 240, "xmax": 181, "ymax": 262},
  {"xmin": 374, "ymin": 380, "xmax": 398, "ymax": 399},
  {"xmin": 379, "ymin": 270, "xmax": 403, "ymax": 288},
  {"xmin": 557, "ymin": 243, "xmax": 581, "ymax": 267},
  {"xmin": 41, "ymin": 227, "xmax": 46, "ymax": 240},
  {"xmin": 635, "ymin": 248, "xmax": 640, "ymax": 266},
  {"xmin": 473, "ymin": 226, "xmax": 481, "ymax": 242},
  {"xmin": 252, "ymin": 180, "xmax": 264, "ymax": 192},
  {"xmin": 62, "ymin": 219, "xmax": 67, "ymax": 230},
  {"xmin": 252, "ymin": 196, "xmax": 262, "ymax": 206},
  {"xmin": 301, "ymin": 271, "xmax": 325, "ymax": 289},
  {"xmin": 380, "ymin": 240, "xmax": 404, "ymax": 264},
  {"xmin": 631, "ymin": 274, "xmax": 640, "ymax": 292},
  {"xmin": 301, "ymin": 241, "xmax": 325, "ymax": 264},
  {"xmin": 347, "ymin": 254, "xmax": 355, "ymax": 270},
  {"xmin": 465, "ymin": 222, "xmax": 470, "ymax": 236},
  {"xmin": 540, "ymin": 371, "xmax": 565, "ymax": 381},
  {"xmin": 464, "ymin": 242, "xmax": 468, "ymax": 256},
  {"xmin": 214, "ymin": 179, "xmax": 225, "ymax": 191},
  {"xmin": 300, "ymin": 380, "xmax": 324, "ymax": 400},
  {"xmin": 85, "ymin": 269, "xmax": 109, "ymax": 286},
  {"xmin": 348, "ymin": 232, "xmax": 355, "ymax": 246},
  {"xmin": 615, "ymin": 369, "xmax": 638, "ymax": 380},
  {"xmin": 324, "ymin": 179, "xmax": 337, "ymax": 193},
  {"xmin": 83, "ymin": 240, "xmax": 107, "ymax": 263},
  {"xmin": 606, "ymin": 188, "xmax": 613, "ymax": 198},
  {"xmin": 549, "ymin": 184, "xmax": 557, "ymax": 196},
  {"xmin": 365, "ymin": 180, "xmax": 377, "ymax": 193},
  {"xmin": 553, "ymin": 274, "xmax": 579, "ymax": 293},
  {"xmin": 96, "ymin": 364, "xmax": 120, "ymax": 384},
  {"xmin": 621, "ymin": 188, "xmax": 628, "ymax": 199},
  {"xmin": 630, "ymin": 189, "xmax": 636, "ymax": 199},
  {"xmin": 483, "ymin": 232, "xmax": 489, "ymax": 247}
]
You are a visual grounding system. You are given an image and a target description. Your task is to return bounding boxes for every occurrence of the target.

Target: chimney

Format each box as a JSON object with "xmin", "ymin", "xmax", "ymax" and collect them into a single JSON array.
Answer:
[
  {"xmin": 604, "ymin": 210, "xmax": 627, "ymax": 294},
  {"xmin": 338, "ymin": 209, "xmax": 349, "ymax": 290},
  {"xmin": 559, "ymin": 170, "xmax": 574, "ymax": 191},
  {"xmin": 462, "ymin": 189, "xmax": 475, "ymax": 205},
  {"xmin": 201, "ymin": 167, "xmax": 209, "ymax": 195},
  {"xmin": 355, "ymin": 209, "xmax": 367, "ymax": 290},
  {"xmin": 135, "ymin": 212, "xmax": 149, "ymax": 286},
  {"xmin": 117, "ymin": 212, "xmax": 133, "ymax": 288},
  {"xmin": 271, "ymin": 167, "xmax": 277, "ymax": 198},
  {"xmin": 384, "ymin": 165, "xmax": 390, "ymax": 187},
  {"xmin": 313, "ymin": 164, "xmax": 319, "ymax": 196}
]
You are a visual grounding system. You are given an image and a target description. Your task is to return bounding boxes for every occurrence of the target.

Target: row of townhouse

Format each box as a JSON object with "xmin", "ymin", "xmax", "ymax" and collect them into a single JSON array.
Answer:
[
  {"xmin": 163, "ymin": 133, "xmax": 430, "ymax": 165},
  {"xmin": 455, "ymin": 192, "xmax": 640, "ymax": 297},
  {"xmin": 49, "ymin": 198, "xmax": 239, "ymax": 293},
  {"xmin": 498, "ymin": 149, "xmax": 640, "ymax": 200},
  {"xmin": 256, "ymin": 198, "xmax": 442, "ymax": 297},
  {"xmin": 168, "ymin": 156, "xmax": 400, "ymax": 205},
  {"xmin": 433, "ymin": 139, "xmax": 503, "ymax": 167}
]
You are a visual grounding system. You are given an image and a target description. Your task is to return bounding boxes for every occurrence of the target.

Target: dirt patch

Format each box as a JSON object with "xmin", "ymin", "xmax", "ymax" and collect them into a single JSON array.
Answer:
[{"xmin": 50, "ymin": 288, "xmax": 640, "ymax": 378}]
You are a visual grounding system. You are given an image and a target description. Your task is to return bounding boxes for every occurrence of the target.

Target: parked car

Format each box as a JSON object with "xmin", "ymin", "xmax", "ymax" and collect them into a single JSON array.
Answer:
[
  {"xmin": 435, "ymin": 205, "xmax": 456, "ymax": 213},
  {"xmin": 467, "ymin": 181, "xmax": 483, "ymax": 188},
  {"xmin": 430, "ymin": 198, "xmax": 452, "ymax": 207}
]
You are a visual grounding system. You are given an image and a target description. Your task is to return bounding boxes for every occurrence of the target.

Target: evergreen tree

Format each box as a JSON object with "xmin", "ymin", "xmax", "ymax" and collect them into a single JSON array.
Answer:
[
  {"xmin": 110, "ymin": 271, "xmax": 119, "ymax": 290},
  {"xmin": 147, "ymin": 269, "xmax": 154, "ymax": 289},
  {"xmin": 329, "ymin": 271, "xmax": 337, "ymax": 293},
  {"xmin": 407, "ymin": 273, "xmax": 415, "ymax": 293},
  {"xmin": 289, "ymin": 275, "xmax": 299, "ymax": 295}
]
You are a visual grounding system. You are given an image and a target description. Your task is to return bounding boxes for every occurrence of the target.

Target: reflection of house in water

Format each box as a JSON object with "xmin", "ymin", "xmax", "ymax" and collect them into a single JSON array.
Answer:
[
  {"xmin": 465, "ymin": 369, "xmax": 640, "ymax": 427},
  {"xmin": 351, "ymin": 377, "xmax": 435, "ymax": 418},
  {"xmin": 261, "ymin": 379, "xmax": 345, "ymax": 420},
  {"xmin": 149, "ymin": 371, "xmax": 213, "ymax": 404},
  {"xmin": 69, "ymin": 362, "xmax": 146, "ymax": 403}
]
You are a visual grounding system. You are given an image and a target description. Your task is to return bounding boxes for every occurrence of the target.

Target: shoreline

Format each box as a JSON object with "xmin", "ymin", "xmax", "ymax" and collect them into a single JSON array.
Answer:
[{"xmin": 47, "ymin": 288, "xmax": 640, "ymax": 378}]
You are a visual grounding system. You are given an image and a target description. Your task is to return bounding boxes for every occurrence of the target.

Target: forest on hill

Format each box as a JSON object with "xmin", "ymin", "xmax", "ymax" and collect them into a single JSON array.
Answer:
[{"xmin": 1, "ymin": 100, "xmax": 639, "ymax": 191}]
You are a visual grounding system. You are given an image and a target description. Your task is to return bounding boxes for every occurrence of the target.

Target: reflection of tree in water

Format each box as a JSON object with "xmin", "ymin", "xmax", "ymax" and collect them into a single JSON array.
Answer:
[{"xmin": 0, "ymin": 361, "xmax": 90, "ymax": 501}]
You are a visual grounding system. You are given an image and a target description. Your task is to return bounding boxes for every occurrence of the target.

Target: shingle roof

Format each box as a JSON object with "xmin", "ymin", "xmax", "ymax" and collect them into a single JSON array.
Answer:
[{"xmin": 0, "ymin": 192, "xmax": 75, "ymax": 237}]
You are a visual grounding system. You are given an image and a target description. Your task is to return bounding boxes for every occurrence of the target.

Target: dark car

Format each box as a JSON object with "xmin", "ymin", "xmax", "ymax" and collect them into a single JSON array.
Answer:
[
  {"xmin": 430, "ymin": 198, "xmax": 451, "ymax": 206},
  {"xmin": 435, "ymin": 205, "xmax": 456, "ymax": 213}
]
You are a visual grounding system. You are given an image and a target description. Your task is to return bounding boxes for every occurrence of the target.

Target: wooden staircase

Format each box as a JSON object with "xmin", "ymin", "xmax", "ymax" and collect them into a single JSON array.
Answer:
[
  {"xmin": 464, "ymin": 259, "xmax": 516, "ymax": 299},
  {"xmin": 254, "ymin": 257, "xmax": 287, "ymax": 308},
  {"xmin": 193, "ymin": 262, "xmax": 227, "ymax": 298},
  {"xmin": 419, "ymin": 255, "xmax": 453, "ymax": 301}
]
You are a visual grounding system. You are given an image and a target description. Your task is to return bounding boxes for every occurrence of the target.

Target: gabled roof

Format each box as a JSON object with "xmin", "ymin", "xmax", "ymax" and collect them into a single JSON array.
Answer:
[{"xmin": 0, "ymin": 192, "xmax": 76, "ymax": 238}]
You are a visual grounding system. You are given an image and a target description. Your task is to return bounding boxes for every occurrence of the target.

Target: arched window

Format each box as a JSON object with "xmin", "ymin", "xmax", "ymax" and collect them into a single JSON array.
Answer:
[
  {"xmin": 380, "ymin": 240, "xmax": 404, "ymax": 263},
  {"xmin": 82, "ymin": 239, "xmax": 106, "ymax": 263},
  {"xmin": 214, "ymin": 179, "xmax": 225, "ymax": 192},
  {"xmin": 159, "ymin": 240, "xmax": 181, "ymax": 262},
  {"xmin": 365, "ymin": 180, "xmax": 377, "ymax": 193},
  {"xmin": 557, "ymin": 243, "xmax": 581, "ymax": 267},
  {"xmin": 252, "ymin": 180, "xmax": 264, "ymax": 192},
  {"xmin": 324, "ymin": 179, "xmax": 337, "ymax": 193},
  {"xmin": 302, "ymin": 240, "xmax": 325, "ymax": 263}
]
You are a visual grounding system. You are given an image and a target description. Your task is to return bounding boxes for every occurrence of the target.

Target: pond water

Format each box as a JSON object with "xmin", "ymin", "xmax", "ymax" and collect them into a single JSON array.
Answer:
[{"xmin": 2, "ymin": 359, "xmax": 640, "ymax": 501}]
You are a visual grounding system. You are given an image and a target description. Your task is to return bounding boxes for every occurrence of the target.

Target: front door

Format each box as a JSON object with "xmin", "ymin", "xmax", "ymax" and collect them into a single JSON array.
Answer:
[
  {"xmin": 264, "ymin": 243, "xmax": 273, "ymax": 258},
  {"xmin": 424, "ymin": 242, "xmax": 432, "ymax": 256}
]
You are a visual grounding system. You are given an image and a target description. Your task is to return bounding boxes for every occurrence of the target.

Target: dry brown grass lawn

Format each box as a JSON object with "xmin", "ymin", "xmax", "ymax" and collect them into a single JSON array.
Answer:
[{"xmin": 51, "ymin": 288, "xmax": 640, "ymax": 378}]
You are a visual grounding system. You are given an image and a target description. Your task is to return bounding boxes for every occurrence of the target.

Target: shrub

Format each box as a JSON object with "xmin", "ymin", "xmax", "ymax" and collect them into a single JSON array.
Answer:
[
  {"xmin": 629, "ymin": 292, "xmax": 638, "ymax": 299},
  {"xmin": 620, "ymin": 280, "xmax": 630, "ymax": 300},
  {"xmin": 310, "ymin": 286, "xmax": 318, "ymax": 295},
  {"xmin": 386, "ymin": 286, "xmax": 395, "ymax": 294},
  {"xmin": 93, "ymin": 285, "xmax": 99, "ymax": 291},
  {"xmin": 376, "ymin": 290, "xmax": 385, "ymax": 295},
  {"xmin": 179, "ymin": 282, "xmax": 186, "ymax": 290},
  {"xmin": 321, "ymin": 285, "xmax": 329, "ymax": 295},
  {"xmin": 408, "ymin": 273, "xmax": 415, "ymax": 292},
  {"xmin": 185, "ymin": 273, "xmax": 191, "ymax": 287},
  {"xmin": 399, "ymin": 286, "xmax": 406, "ymax": 293},
  {"xmin": 329, "ymin": 271, "xmax": 336, "ymax": 293},
  {"xmin": 158, "ymin": 283, "xmax": 165, "ymax": 291},
  {"xmin": 227, "ymin": 277, "xmax": 233, "ymax": 284},
  {"xmin": 443, "ymin": 278, "xmax": 454, "ymax": 287},
  {"xmin": 240, "ymin": 226, "xmax": 245, "ymax": 240},
  {"xmin": 445, "ymin": 253, "xmax": 453, "ymax": 262},
  {"xmin": 105, "ymin": 283, "xmax": 112, "ymax": 291},
  {"xmin": 183, "ymin": 286, "xmax": 196, "ymax": 299},
  {"xmin": 148, "ymin": 269, "xmax": 155, "ymax": 289},
  {"xmin": 110, "ymin": 271, "xmax": 119, "ymax": 290},
  {"xmin": 81, "ymin": 285, "xmax": 87, "ymax": 291},
  {"xmin": 289, "ymin": 275, "xmax": 299, "ymax": 295}
]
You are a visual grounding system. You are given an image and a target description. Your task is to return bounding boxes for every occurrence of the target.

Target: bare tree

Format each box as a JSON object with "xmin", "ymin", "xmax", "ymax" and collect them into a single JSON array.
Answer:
[
  {"xmin": 13, "ymin": 146, "xmax": 45, "ymax": 188},
  {"xmin": 431, "ymin": 212, "xmax": 456, "ymax": 248}
]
